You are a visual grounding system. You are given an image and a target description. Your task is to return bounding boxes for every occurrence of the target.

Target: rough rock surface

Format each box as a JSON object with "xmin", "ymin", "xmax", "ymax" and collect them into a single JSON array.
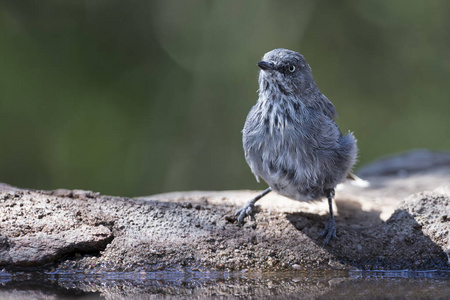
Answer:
[{"xmin": 0, "ymin": 150, "xmax": 449, "ymax": 272}]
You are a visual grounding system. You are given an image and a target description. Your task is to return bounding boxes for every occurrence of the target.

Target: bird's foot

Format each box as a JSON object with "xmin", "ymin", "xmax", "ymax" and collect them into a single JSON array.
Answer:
[
  {"xmin": 317, "ymin": 217, "xmax": 337, "ymax": 245},
  {"xmin": 234, "ymin": 200, "xmax": 257, "ymax": 226}
]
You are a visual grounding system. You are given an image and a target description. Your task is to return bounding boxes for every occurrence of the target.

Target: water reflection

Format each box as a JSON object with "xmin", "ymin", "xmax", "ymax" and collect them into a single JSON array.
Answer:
[{"xmin": 0, "ymin": 270, "xmax": 449, "ymax": 299}]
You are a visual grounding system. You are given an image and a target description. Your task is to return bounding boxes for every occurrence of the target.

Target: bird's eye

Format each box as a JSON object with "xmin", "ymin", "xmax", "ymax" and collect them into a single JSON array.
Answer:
[{"xmin": 289, "ymin": 65, "xmax": 296, "ymax": 73}]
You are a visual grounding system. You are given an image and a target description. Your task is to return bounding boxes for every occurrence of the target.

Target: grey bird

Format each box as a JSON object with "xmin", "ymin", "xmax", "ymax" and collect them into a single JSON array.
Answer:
[{"xmin": 235, "ymin": 48, "xmax": 358, "ymax": 245}]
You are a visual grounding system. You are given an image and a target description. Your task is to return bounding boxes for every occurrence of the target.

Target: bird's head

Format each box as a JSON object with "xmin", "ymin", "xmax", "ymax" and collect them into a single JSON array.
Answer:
[{"xmin": 257, "ymin": 48, "xmax": 315, "ymax": 96}]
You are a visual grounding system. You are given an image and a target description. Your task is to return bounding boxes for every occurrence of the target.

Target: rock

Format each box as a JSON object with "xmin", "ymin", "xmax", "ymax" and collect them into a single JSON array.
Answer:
[
  {"xmin": 399, "ymin": 187, "xmax": 450, "ymax": 264},
  {"xmin": 0, "ymin": 150, "xmax": 449, "ymax": 271},
  {"xmin": 1, "ymin": 225, "xmax": 112, "ymax": 266},
  {"xmin": 357, "ymin": 149, "xmax": 450, "ymax": 177}
]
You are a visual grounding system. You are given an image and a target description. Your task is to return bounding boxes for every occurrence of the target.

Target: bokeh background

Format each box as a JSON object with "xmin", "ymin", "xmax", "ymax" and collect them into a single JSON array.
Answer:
[{"xmin": 1, "ymin": 0, "xmax": 449, "ymax": 197}]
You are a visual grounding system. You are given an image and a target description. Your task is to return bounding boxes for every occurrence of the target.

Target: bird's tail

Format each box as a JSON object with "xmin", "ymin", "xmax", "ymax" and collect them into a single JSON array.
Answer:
[{"xmin": 347, "ymin": 172, "xmax": 370, "ymax": 187}]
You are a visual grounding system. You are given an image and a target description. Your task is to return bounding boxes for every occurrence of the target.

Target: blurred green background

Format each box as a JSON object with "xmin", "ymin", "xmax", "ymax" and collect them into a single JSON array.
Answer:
[{"xmin": 0, "ymin": 0, "xmax": 449, "ymax": 197}]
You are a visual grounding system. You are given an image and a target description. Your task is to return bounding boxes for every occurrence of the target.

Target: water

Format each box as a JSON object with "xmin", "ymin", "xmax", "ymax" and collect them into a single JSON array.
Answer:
[{"xmin": 0, "ymin": 269, "xmax": 449, "ymax": 299}]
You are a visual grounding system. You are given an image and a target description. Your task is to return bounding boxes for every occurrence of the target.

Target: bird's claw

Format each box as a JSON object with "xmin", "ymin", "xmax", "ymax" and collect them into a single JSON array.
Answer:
[
  {"xmin": 234, "ymin": 202, "xmax": 256, "ymax": 225},
  {"xmin": 317, "ymin": 217, "xmax": 337, "ymax": 245}
]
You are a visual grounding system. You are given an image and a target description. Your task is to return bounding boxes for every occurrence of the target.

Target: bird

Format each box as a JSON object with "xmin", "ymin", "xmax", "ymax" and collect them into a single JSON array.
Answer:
[{"xmin": 235, "ymin": 48, "xmax": 358, "ymax": 245}]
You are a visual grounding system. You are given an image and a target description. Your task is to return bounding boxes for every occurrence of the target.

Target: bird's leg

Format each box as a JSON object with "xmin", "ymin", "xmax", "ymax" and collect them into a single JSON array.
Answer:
[
  {"xmin": 235, "ymin": 187, "xmax": 272, "ymax": 225},
  {"xmin": 317, "ymin": 188, "xmax": 337, "ymax": 245}
]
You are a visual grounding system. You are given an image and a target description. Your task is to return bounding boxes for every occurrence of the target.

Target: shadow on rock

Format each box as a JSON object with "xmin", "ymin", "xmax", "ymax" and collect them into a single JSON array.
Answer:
[{"xmin": 286, "ymin": 202, "xmax": 449, "ymax": 270}]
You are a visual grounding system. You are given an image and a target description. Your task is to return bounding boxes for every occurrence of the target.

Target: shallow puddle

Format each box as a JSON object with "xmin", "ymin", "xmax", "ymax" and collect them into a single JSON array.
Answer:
[{"xmin": 0, "ymin": 269, "xmax": 449, "ymax": 299}]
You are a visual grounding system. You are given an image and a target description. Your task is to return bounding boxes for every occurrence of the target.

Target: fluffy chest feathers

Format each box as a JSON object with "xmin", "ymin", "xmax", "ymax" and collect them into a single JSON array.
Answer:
[
  {"xmin": 242, "ymin": 90, "xmax": 349, "ymax": 201},
  {"xmin": 244, "ymin": 92, "xmax": 323, "ymax": 153}
]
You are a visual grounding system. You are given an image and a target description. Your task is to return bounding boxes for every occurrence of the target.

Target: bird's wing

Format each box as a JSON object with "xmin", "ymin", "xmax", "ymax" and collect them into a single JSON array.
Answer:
[{"xmin": 319, "ymin": 94, "xmax": 338, "ymax": 120}]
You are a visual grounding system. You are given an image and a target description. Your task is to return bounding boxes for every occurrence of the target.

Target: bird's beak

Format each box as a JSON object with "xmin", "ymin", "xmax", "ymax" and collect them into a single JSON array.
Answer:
[{"xmin": 257, "ymin": 61, "xmax": 274, "ymax": 70}]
